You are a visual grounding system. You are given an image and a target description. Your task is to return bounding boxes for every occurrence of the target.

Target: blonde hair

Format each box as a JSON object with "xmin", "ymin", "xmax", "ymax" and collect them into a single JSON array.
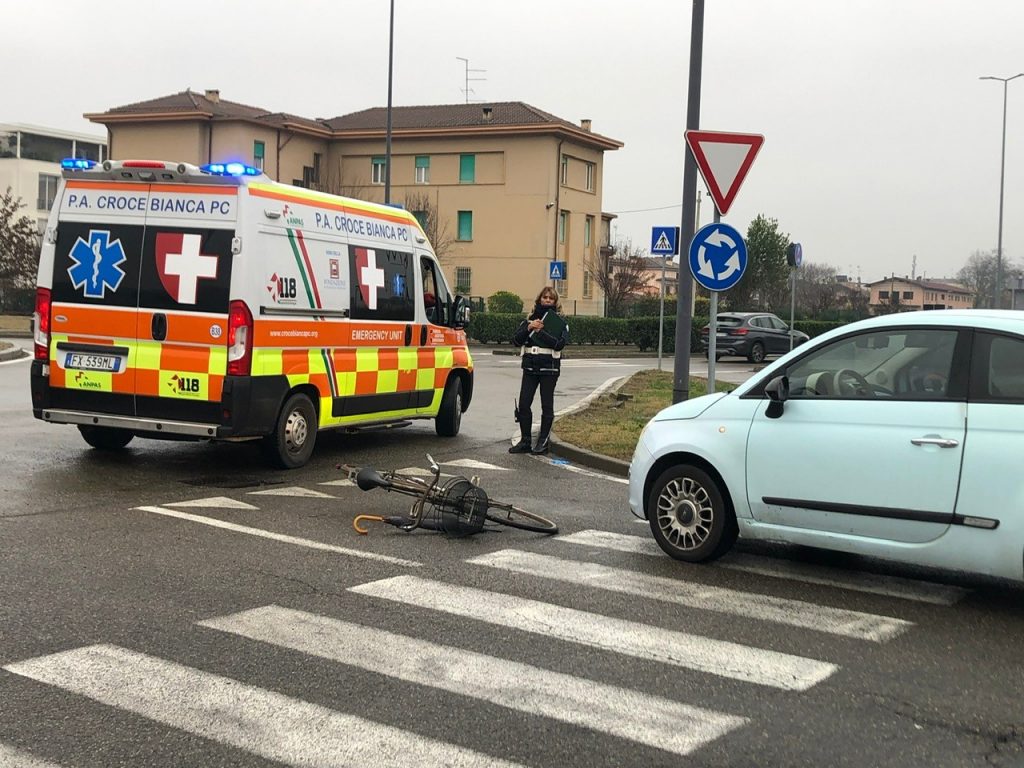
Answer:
[{"xmin": 534, "ymin": 286, "xmax": 562, "ymax": 314}]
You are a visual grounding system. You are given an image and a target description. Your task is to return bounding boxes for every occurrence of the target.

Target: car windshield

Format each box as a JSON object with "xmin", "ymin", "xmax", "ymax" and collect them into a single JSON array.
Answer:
[{"xmin": 716, "ymin": 317, "xmax": 743, "ymax": 328}]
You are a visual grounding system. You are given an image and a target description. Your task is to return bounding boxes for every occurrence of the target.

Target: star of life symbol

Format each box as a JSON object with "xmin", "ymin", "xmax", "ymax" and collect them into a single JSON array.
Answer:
[
  {"xmin": 155, "ymin": 232, "xmax": 219, "ymax": 304},
  {"xmin": 266, "ymin": 272, "xmax": 280, "ymax": 301},
  {"xmin": 355, "ymin": 248, "xmax": 386, "ymax": 310},
  {"xmin": 68, "ymin": 230, "xmax": 127, "ymax": 299}
]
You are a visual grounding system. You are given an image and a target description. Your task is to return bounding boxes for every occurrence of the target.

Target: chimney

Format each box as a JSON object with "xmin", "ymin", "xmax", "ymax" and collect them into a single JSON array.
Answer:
[
  {"xmin": 482, "ymin": 106, "xmax": 493, "ymax": 121},
  {"xmin": 205, "ymin": 89, "xmax": 220, "ymax": 104},
  {"xmin": 580, "ymin": 119, "xmax": 592, "ymax": 132}
]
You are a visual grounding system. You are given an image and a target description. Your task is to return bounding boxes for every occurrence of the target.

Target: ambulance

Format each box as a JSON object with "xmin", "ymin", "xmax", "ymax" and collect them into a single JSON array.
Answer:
[{"xmin": 30, "ymin": 158, "xmax": 473, "ymax": 469}]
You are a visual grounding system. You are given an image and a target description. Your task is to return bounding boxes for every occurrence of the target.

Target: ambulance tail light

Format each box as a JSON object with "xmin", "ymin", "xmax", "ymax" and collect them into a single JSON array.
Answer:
[
  {"xmin": 227, "ymin": 300, "xmax": 253, "ymax": 376},
  {"xmin": 33, "ymin": 288, "xmax": 51, "ymax": 361},
  {"xmin": 121, "ymin": 161, "xmax": 167, "ymax": 169}
]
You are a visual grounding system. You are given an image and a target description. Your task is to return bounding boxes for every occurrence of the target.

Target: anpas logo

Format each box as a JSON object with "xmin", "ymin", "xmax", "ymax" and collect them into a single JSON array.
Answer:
[
  {"xmin": 155, "ymin": 232, "xmax": 218, "ymax": 304},
  {"xmin": 282, "ymin": 204, "xmax": 305, "ymax": 228},
  {"xmin": 68, "ymin": 230, "xmax": 127, "ymax": 299},
  {"xmin": 167, "ymin": 374, "xmax": 202, "ymax": 397},
  {"xmin": 73, "ymin": 371, "xmax": 103, "ymax": 390}
]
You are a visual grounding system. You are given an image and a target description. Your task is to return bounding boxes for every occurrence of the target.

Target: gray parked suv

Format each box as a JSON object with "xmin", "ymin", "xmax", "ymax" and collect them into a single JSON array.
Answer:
[{"xmin": 700, "ymin": 312, "xmax": 809, "ymax": 363}]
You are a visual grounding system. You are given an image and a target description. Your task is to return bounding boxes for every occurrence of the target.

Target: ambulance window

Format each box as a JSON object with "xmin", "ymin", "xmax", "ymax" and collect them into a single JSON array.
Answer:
[
  {"xmin": 421, "ymin": 257, "xmax": 450, "ymax": 326},
  {"xmin": 349, "ymin": 246, "xmax": 415, "ymax": 322}
]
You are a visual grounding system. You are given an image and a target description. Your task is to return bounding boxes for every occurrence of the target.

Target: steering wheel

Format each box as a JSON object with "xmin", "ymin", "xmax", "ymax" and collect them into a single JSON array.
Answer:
[
  {"xmin": 833, "ymin": 368, "xmax": 873, "ymax": 398},
  {"xmin": 921, "ymin": 372, "xmax": 947, "ymax": 394}
]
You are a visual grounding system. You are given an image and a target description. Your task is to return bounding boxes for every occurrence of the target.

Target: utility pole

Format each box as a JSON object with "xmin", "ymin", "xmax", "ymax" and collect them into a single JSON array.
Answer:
[
  {"xmin": 384, "ymin": 0, "xmax": 395, "ymax": 205},
  {"xmin": 456, "ymin": 57, "xmax": 487, "ymax": 103}
]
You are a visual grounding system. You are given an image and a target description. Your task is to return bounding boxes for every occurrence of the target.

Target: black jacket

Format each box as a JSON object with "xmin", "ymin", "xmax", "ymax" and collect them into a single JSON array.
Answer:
[{"xmin": 512, "ymin": 306, "xmax": 570, "ymax": 376}]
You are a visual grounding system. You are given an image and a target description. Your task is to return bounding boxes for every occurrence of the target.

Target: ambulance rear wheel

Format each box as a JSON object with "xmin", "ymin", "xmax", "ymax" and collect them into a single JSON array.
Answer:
[
  {"xmin": 265, "ymin": 393, "xmax": 317, "ymax": 469},
  {"xmin": 435, "ymin": 377, "xmax": 463, "ymax": 437},
  {"xmin": 78, "ymin": 425, "xmax": 134, "ymax": 451}
]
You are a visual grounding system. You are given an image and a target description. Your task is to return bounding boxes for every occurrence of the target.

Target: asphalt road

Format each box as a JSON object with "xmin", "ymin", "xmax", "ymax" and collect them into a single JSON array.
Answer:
[{"xmin": 1, "ymin": 344, "xmax": 1022, "ymax": 767}]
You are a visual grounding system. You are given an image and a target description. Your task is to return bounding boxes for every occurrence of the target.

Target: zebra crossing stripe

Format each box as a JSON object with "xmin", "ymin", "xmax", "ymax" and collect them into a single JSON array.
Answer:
[
  {"xmin": 0, "ymin": 743, "xmax": 65, "ymax": 768},
  {"xmin": 200, "ymin": 605, "xmax": 746, "ymax": 757},
  {"xmin": 349, "ymin": 576, "xmax": 837, "ymax": 691},
  {"xmin": 3, "ymin": 645, "xmax": 525, "ymax": 768},
  {"xmin": 470, "ymin": 549, "xmax": 911, "ymax": 642},
  {"xmin": 135, "ymin": 506, "xmax": 420, "ymax": 567},
  {"xmin": 557, "ymin": 530, "xmax": 968, "ymax": 606}
]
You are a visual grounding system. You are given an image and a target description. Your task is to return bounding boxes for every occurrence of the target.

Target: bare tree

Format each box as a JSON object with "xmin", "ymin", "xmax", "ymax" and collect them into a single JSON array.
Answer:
[
  {"xmin": 0, "ymin": 188, "xmax": 38, "ymax": 312},
  {"xmin": 957, "ymin": 248, "xmax": 1021, "ymax": 308},
  {"xmin": 794, "ymin": 263, "xmax": 838, "ymax": 317},
  {"xmin": 586, "ymin": 239, "xmax": 650, "ymax": 317},
  {"xmin": 314, "ymin": 162, "xmax": 369, "ymax": 200},
  {"xmin": 403, "ymin": 190, "xmax": 456, "ymax": 265}
]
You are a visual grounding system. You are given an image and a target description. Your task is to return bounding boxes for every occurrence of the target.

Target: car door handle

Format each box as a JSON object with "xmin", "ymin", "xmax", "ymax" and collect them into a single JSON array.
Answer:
[{"xmin": 910, "ymin": 437, "xmax": 959, "ymax": 448}]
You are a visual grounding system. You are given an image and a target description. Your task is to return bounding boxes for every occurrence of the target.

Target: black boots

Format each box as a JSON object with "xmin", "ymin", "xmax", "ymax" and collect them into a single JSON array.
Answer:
[
  {"xmin": 531, "ymin": 417, "xmax": 554, "ymax": 455},
  {"xmin": 509, "ymin": 421, "xmax": 532, "ymax": 453}
]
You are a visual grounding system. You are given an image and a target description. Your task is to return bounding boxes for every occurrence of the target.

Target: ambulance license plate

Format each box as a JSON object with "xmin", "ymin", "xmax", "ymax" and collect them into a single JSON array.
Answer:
[{"xmin": 65, "ymin": 353, "xmax": 120, "ymax": 372}]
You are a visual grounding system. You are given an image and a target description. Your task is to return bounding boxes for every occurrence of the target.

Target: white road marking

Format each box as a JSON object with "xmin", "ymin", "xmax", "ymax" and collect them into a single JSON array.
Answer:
[
  {"xmin": 4, "ymin": 645, "xmax": 523, "ymax": 768},
  {"xmin": 443, "ymin": 459, "xmax": 509, "ymax": 471},
  {"xmin": 201, "ymin": 605, "xmax": 746, "ymax": 757},
  {"xmin": 166, "ymin": 496, "xmax": 258, "ymax": 510},
  {"xmin": 319, "ymin": 478, "xmax": 355, "ymax": 487},
  {"xmin": 558, "ymin": 530, "xmax": 968, "ymax": 606},
  {"xmin": 248, "ymin": 486, "xmax": 334, "ymax": 498},
  {"xmin": 0, "ymin": 743, "xmax": 65, "ymax": 767},
  {"xmin": 394, "ymin": 467, "xmax": 453, "ymax": 477},
  {"xmin": 349, "ymin": 576, "xmax": 837, "ymax": 691},
  {"xmin": 470, "ymin": 549, "xmax": 911, "ymax": 642},
  {"xmin": 136, "ymin": 506, "xmax": 420, "ymax": 567}
]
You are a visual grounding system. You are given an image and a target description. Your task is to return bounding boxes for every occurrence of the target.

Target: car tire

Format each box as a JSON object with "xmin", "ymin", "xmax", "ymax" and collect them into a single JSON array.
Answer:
[
  {"xmin": 435, "ymin": 376, "xmax": 463, "ymax": 437},
  {"xmin": 263, "ymin": 392, "xmax": 317, "ymax": 469},
  {"xmin": 748, "ymin": 342, "xmax": 766, "ymax": 364},
  {"xmin": 78, "ymin": 425, "xmax": 134, "ymax": 451},
  {"xmin": 648, "ymin": 464, "xmax": 737, "ymax": 563}
]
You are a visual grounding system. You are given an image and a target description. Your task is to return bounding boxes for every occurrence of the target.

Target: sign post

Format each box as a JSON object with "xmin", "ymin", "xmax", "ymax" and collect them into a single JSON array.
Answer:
[
  {"xmin": 651, "ymin": 227, "xmax": 680, "ymax": 370},
  {"xmin": 786, "ymin": 242, "xmax": 803, "ymax": 350},
  {"xmin": 688, "ymin": 219, "xmax": 748, "ymax": 392}
]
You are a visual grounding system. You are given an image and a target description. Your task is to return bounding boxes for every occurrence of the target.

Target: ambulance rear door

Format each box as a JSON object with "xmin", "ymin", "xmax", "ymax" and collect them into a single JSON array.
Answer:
[
  {"xmin": 47, "ymin": 178, "xmax": 150, "ymax": 416},
  {"xmin": 134, "ymin": 181, "xmax": 238, "ymax": 425}
]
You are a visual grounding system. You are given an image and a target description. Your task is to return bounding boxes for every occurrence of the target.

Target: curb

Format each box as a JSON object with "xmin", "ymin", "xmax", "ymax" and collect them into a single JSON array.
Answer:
[
  {"xmin": 0, "ymin": 344, "xmax": 29, "ymax": 362},
  {"xmin": 0, "ymin": 330, "xmax": 32, "ymax": 339},
  {"xmin": 548, "ymin": 373, "xmax": 635, "ymax": 478}
]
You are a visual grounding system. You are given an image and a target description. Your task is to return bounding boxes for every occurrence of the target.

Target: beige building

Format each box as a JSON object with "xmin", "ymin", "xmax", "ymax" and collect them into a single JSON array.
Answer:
[
  {"xmin": 865, "ymin": 277, "xmax": 974, "ymax": 313},
  {"xmin": 0, "ymin": 123, "xmax": 106, "ymax": 233},
  {"xmin": 85, "ymin": 90, "xmax": 622, "ymax": 315}
]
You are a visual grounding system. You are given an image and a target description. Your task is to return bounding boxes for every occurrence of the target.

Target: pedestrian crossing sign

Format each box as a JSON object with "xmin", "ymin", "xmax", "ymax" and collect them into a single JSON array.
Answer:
[
  {"xmin": 548, "ymin": 260, "xmax": 566, "ymax": 280},
  {"xmin": 650, "ymin": 226, "xmax": 680, "ymax": 256}
]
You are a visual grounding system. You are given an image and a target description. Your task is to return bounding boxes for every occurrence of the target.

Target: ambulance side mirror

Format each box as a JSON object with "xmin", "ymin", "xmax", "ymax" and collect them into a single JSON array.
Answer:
[{"xmin": 452, "ymin": 295, "xmax": 471, "ymax": 330}]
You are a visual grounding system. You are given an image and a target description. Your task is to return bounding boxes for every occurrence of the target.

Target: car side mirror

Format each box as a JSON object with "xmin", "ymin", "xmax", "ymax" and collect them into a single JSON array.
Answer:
[
  {"xmin": 452, "ymin": 295, "xmax": 471, "ymax": 330},
  {"xmin": 764, "ymin": 375, "xmax": 789, "ymax": 419}
]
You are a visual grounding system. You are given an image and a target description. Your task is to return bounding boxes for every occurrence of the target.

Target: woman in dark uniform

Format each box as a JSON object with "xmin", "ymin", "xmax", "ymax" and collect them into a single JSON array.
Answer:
[{"xmin": 509, "ymin": 286, "xmax": 570, "ymax": 455}]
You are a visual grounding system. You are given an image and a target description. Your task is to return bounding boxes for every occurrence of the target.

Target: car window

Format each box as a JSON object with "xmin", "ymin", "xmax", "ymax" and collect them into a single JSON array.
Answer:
[
  {"xmin": 716, "ymin": 316, "xmax": 743, "ymax": 328},
  {"xmin": 971, "ymin": 333, "xmax": 1024, "ymax": 402},
  {"xmin": 770, "ymin": 316, "xmax": 789, "ymax": 331},
  {"xmin": 750, "ymin": 317, "xmax": 769, "ymax": 329},
  {"xmin": 787, "ymin": 328, "xmax": 958, "ymax": 400}
]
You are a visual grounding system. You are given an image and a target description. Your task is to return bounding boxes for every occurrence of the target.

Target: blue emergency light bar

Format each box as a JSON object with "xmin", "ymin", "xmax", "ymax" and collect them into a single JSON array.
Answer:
[
  {"xmin": 61, "ymin": 158, "xmax": 97, "ymax": 170},
  {"xmin": 200, "ymin": 162, "xmax": 262, "ymax": 177}
]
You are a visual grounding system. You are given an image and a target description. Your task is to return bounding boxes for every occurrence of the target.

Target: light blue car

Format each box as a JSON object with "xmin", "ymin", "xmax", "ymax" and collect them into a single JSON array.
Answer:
[{"xmin": 628, "ymin": 310, "xmax": 1024, "ymax": 582}]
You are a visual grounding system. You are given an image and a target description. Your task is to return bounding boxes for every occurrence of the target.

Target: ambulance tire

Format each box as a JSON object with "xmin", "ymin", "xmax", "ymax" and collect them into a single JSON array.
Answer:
[
  {"xmin": 264, "ymin": 392, "xmax": 318, "ymax": 469},
  {"xmin": 435, "ymin": 377, "xmax": 463, "ymax": 437},
  {"xmin": 78, "ymin": 425, "xmax": 134, "ymax": 451}
]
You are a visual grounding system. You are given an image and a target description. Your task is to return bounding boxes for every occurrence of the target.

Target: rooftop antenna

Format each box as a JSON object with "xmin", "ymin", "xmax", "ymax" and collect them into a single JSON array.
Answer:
[{"xmin": 456, "ymin": 57, "xmax": 487, "ymax": 103}]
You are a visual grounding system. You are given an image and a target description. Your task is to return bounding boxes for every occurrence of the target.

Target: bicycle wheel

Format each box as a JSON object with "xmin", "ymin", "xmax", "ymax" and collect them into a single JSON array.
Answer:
[{"xmin": 484, "ymin": 502, "xmax": 558, "ymax": 534}]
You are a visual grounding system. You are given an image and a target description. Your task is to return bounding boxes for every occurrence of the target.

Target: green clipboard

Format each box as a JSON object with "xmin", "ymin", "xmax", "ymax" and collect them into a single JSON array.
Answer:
[{"xmin": 530, "ymin": 311, "xmax": 567, "ymax": 343}]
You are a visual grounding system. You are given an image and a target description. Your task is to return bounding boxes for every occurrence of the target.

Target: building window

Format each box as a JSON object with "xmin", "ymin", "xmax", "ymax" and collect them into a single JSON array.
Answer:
[
  {"xmin": 556, "ymin": 278, "xmax": 567, "ymax": 296},
  {"xmin": 253, "ymin": 141, "xmax": 265, "ymax": 170},
  {"xmin": 313, "ymin": 153, "xmax": 322, "ymax": 186},
  {"xmin": 584, "ymin": 215, "xmax": 593, "ymax": 247},
  {"xmin": 561, "ymin": 156, "xmax": 568, "ymax": 185},
  {"xmin": 558, "ymin": 211, "xmax": 567, "ymax": 243},
  {"xmin": 585, "ymin": 162, "xmax": 594, "ymax": 191},
  {"xmin": 415, "ymin": 155, "xmax": 430, "ymax": 184},
  {"xmin": 412, "ymin": 210, "xmax": 428, "ymax": 230},
  {"xmin": 37, "ymin": 174, "xmax": 59, "ymax": 211},
  {"xmin": 879, "ymin": 291, "xmax": 889, "ymax": 300},
  {"xmin": 902, "ymin": 291, "xmax": 913, "ymax": 300},
  {"xmin": 459, "ymin": 154, "xmax": 475, "ymax": 183},
  {"xmin": 457, "ymin": 210, "xmax": 473, "ymax": 241},
  {"xmin": 583, "ymin": 270, "xmax": 593, "ymax": 299},
  {"xmin": 20, "ymin": 132, "xmax": 72, "ymax": 163},
  {"xmin": 372, "ymin": 156, "xmax": 386, "ymax": 184},
  {"xmin": 455, "ymin": 267, "xmax": 472, "ymax": 293}
]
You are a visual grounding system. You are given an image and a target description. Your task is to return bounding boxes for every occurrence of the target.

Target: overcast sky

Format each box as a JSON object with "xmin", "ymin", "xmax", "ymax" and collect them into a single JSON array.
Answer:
[{"xmin": 5, "ymin": 0, "xmax": 1022, "ymax": 283}]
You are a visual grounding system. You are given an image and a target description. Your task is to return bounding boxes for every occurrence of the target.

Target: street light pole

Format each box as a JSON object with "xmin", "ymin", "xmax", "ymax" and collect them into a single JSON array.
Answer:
[
  {"xmin": 980, "ymin": 73, "xmax": 1024, "ymax": 308},
  {"xmin": 384, "ymin": 0, "xmax": 395, "ymax": 205}
]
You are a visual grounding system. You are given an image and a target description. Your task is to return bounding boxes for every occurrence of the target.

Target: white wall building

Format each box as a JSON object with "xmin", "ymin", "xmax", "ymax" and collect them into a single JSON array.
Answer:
[{"xmin": 0, "ymin": 123, "xmax": 107, "ymax": 233}]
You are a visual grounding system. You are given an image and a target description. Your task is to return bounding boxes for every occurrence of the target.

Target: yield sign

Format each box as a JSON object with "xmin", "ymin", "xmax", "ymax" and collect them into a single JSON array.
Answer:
[{"xmin": 685, "ymin": 130, "xmax": 764, "ymax": 216}]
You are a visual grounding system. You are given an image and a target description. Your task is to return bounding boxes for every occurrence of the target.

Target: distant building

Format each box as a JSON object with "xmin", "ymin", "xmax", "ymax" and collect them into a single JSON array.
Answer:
[
  {"xmin": 85, "ymin": 89, "xmax": 623, "ymax": 314},
  {"xmin": 865, "ymin": 277, "xmax": 975, "ymax": 314},
  {"xmin": 0, "ymin": 123, "xmax": 107, "ymax": 233}
]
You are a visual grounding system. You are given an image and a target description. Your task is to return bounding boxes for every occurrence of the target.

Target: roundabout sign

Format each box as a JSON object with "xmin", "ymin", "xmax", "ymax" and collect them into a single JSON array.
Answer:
[{"xmin": 688, "ymin": 222, "xmax": 747, "ymax": 292}]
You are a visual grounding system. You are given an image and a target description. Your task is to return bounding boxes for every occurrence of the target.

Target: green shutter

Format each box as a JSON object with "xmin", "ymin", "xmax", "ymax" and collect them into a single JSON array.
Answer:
[
  {"xmin": 253, "ymin": 141, "xmax": 265, "ymax": 159},
  {"xmin": 459, "ymin": 154, "xmax": 475, "ymax": 183},
  {"xmin": 457, "ymin": 211, "xmax": 473, "ymax": 240},
  {"xmin": 415, "ymin": 155, "xmax": 429, "ymax": 168}
]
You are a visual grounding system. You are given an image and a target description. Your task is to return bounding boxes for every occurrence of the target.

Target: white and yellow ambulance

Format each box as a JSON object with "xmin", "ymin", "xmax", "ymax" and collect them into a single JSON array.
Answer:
[{"xmin": 30, "ymin": 158, "xmax": 473, "ymax": 468}]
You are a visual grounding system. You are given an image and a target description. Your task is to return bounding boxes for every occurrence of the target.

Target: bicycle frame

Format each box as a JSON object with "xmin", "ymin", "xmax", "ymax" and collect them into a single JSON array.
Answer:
[{"xmin": 344, "ymin": 454, "xmax": 446, "ymax": 534}]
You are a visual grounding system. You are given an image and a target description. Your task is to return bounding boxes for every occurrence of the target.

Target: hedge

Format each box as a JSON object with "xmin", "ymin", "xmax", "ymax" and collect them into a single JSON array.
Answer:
[{"xmin": 466, "ymin": 313, "xmax": 848, "ymax": 350}]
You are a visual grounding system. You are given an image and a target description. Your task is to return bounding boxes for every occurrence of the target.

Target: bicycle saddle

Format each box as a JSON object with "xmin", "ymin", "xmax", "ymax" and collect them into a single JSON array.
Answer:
[{"xmin": 356, "ymin": 468, "xmax": 390, "ymax": 491}]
